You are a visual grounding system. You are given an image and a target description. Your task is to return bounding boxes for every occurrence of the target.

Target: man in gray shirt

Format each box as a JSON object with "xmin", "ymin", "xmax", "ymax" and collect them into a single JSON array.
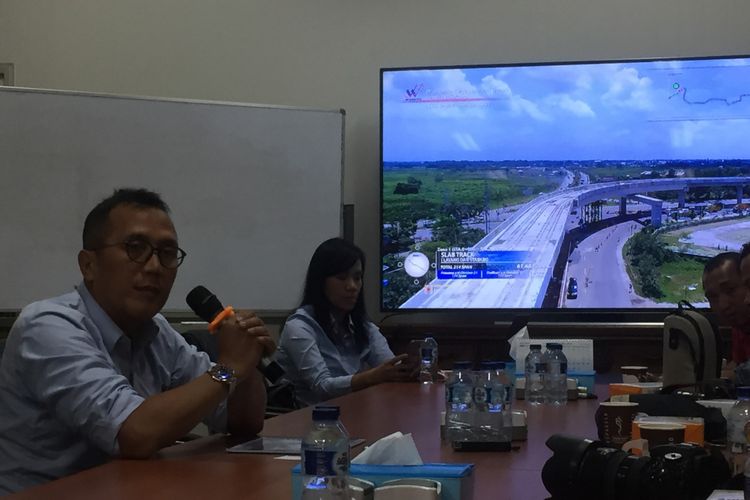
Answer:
[{"xmin": 0, "ymin": 188, "xmax": 273, "ymax": 494}]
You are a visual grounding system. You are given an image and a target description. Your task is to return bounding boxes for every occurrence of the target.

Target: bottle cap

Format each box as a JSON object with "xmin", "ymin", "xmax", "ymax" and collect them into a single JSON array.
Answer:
[
  {"xmin": 479, "ymin": 361, "xmax": 494, "ymax": 370},
  {"xmin": 312, "ymin": 405, "xmax": 340, "ymax": 421},
  {"xmin": 530, "ymin": 344, "xmax": 542, "ymax": 350},
  {"xmin": 547, "ymin": 342, "xmax": 563, "ymax": 350},
  {"xmin": 495, "ymin": 361, "xmax": 506, "ymax": 370}
]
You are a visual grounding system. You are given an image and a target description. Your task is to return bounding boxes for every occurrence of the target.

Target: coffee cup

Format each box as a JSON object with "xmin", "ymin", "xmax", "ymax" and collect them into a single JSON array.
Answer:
[
  {"xmin": 638, "ymin": 423, "xmax": 686, "ymax": 447},
  {"xmin": 598, "ymin": 401, "xmax": 639, "ymax": 445},
  {"xmin": 621, "ymin": 366, "xmax": 649, "ymax": 383}
]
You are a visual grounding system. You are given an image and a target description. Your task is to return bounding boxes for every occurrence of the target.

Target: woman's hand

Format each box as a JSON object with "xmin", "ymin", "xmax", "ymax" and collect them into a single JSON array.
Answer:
[
  {"xmin": 351, "ymin": 354, "xmax": 413, "ymax": 390},
  {"xmin": 371, "ymin": 354, "xmax": 413, "ymax": 383}
]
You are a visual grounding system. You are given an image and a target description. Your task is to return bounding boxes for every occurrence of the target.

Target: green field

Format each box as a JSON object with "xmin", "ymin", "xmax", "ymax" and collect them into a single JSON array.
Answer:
[
  {"xmin": 658, "ymin": 259, "xmax": 706, "ymax": 303},
  {"xmin": 383, "ymin": 165, "xmax": 562, "ymax": 223},
  {"xmin": 623, "ymin": 232, "xmax": 706, "ymax": 303}
]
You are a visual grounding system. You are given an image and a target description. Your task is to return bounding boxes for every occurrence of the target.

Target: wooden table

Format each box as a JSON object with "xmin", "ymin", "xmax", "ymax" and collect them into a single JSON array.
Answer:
[{"xmin": 10, "ymin": 383, "xmax": 605, "ymax": 500}]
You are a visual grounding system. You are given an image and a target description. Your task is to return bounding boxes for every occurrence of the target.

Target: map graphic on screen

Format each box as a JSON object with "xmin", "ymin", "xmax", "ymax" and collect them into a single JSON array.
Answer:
[{"xmin": 380, "ymin": 55, "xmax": 750, "ymax": 310}]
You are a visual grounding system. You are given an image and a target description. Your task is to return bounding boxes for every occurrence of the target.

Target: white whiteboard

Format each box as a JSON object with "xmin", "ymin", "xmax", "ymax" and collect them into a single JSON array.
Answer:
[{"xmin": 0, "ymin": 87, "xmax": 344, "ymax": 312}]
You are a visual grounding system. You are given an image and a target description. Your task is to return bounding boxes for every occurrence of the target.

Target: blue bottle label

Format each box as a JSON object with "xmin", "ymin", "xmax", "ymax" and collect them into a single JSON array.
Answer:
[{"xmin": 303, "ymin": 449, "xmax": 349, "ymax": 476}]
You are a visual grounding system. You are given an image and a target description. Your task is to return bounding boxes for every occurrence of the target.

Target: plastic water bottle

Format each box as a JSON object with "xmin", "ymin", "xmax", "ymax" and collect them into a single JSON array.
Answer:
[
  {"xmin": 525, "ymin": 344, "xmax": 545, "ymax": 405},
  {"xmin": 445, "ymin": 361, "xmax": 475, "ymax": 443},
  {"xmin": 301, "ymin": 405, "xmax": 350, "ymax": 499},
  {"xmin": 500, "ymin": 360, "xmax": 515, "ymax": 408},
  {"xmin": 419, "ymin": 336, "xmax": 438, "ymax": 384},
  {"xmin": 543, "ymin": 343, "xmax": 567, "ymax": 406},
  {"xmin": 473, "ymin": 361, "xmax": 510, "ymax": 444},
  {"xmin": 728, "ymin": 386, "xmax": 750, "ymax": 477},
  {"xmin": 472, "ymin": 362, "xmax": 492, "ymax": 442},
  {"xmin": 495, "ymin": 362, "xmax": 513, "ymax": 433}
]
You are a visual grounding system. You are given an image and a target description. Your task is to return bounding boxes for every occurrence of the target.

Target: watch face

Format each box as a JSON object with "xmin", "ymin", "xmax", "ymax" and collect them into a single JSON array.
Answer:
[
  {"xmin": 404, "ymin": 251, "xmax": 430, "ymax": 278},
  {"xmin": 211, "ymin": 364, "xmax": 235, "ymax": 383},
  {"xmin": 215, "ymin": 368, "xmax": 231, "ymax": 382}
]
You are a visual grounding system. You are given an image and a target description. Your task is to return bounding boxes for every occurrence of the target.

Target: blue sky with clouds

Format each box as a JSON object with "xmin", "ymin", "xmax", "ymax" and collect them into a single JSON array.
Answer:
[{"xmin": 382, "ymin": 57, "xmax": 750, "ymax": 162}]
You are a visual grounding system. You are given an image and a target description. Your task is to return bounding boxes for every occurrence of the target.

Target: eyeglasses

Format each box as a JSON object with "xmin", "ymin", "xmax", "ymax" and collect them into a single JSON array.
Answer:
[{"xmin": 93, "ymin": 238, "xmax": 187, "ymax": 269}]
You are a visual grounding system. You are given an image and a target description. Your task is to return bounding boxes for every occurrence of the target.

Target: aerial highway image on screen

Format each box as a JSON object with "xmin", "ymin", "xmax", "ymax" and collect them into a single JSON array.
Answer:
[{"xmin": 380, "ymin": 56, "xmax": 750, "ymax": 309}]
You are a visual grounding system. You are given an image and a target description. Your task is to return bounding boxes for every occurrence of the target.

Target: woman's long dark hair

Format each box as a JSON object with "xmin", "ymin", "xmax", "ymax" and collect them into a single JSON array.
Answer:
[{"xmin": 301, "ymin": 237, "xmax": 369, "ymax": 349}]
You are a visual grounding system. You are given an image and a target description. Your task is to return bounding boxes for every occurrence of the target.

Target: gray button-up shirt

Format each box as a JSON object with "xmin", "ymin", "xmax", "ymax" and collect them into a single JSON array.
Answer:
[
  {"xmin": 275, "ymin": 306, "xmax": 394, "ymax": 406},
  {"xmin": 0, "ymin": 283, "xmax": 226, "ymax": 494}
]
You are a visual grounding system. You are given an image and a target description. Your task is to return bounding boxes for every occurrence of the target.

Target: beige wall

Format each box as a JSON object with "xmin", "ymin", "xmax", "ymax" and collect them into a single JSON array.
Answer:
[{"xmin": 2, "ymin": 0, "xmax": 749, "ymax": 319}]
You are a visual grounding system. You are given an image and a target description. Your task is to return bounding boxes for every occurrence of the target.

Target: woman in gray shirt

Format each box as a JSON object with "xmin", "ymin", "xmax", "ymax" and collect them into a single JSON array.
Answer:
[{"xmin": 275, "ymin": 238, "xmax": 412, "ymax": 406}]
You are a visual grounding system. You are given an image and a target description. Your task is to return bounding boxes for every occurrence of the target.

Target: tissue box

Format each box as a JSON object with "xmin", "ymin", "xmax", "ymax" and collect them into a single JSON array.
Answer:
[{"xmin": 291, "ymin": 463, "xmax": 474, "ymax": 500}]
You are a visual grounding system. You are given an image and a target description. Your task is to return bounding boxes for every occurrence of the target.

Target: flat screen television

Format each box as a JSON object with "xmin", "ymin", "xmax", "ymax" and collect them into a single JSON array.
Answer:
[{"xmin": 380, "ymin": 55, "xmax": 750, "ymax": 313}]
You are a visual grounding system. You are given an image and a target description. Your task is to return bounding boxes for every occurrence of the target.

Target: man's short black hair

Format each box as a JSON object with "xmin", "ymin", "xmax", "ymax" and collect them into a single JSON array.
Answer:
[
  {"xmin": 82, "ymin": 188, "xmax": 170, "ymax": 250},
  {"xmin": 703, "ymin": 251, "xmax": 741, "ymax": 276}
]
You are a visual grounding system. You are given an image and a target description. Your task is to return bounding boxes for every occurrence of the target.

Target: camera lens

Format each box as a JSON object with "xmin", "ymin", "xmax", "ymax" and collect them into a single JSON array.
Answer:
[
  {"xmin": 542, "ymin": 435, "xmax": 618, "ymax": 500},
  {"xmin": 578, "ymin": 444, "xmax": 629, "ymax": 499},
  {"xmin": 542, "ymin": 434, "xmax": 730, "ymax": 500},
  {"xmin": 612, "ymin": 453, "xmax": 651, "ymax": 500},
  {"xmin": 541, "ymin": 434, "xmax": 593, "ymax": 493}
]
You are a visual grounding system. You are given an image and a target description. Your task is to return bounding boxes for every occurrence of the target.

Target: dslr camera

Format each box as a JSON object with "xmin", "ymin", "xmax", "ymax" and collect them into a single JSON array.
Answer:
[{"xmin": 542, "ymin": 434, "xmax": 730, "ymax": 500}]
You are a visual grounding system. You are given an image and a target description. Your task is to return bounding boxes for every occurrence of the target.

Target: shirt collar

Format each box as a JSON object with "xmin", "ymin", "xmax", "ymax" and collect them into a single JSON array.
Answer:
[
  {"xmin": 329, "ymin": 313, "xmax": 354, "ymax": 338},
  {"xmin": 75, "ymin": 281, "xmax": 159, "ymax": 353}
]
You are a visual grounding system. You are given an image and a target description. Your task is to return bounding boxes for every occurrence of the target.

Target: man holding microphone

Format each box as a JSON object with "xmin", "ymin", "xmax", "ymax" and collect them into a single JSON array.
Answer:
[{"xmin": 0, "ymin": 188, "xmax": 272, "ymax": 493}]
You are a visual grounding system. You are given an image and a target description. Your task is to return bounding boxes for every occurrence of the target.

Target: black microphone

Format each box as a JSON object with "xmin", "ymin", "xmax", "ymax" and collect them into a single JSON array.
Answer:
[{"xmin": 186, "ymin": 285, "xmax": 285, "ymax": 383}]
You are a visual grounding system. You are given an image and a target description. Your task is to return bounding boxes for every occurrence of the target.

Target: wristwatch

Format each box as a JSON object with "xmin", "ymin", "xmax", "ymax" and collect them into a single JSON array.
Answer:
[{"xmin": 207, "ymin": 364, "xmax": 237, "ymax": 396}]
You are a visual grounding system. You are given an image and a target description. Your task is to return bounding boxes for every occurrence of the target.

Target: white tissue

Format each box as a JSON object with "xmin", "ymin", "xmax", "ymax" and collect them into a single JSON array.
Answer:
[
  {"xmin": 351, "ymin": 431, "xmax": 423, "ymax": 465},
  {"xmin": 507, "ymin": 325, "xmax": 530, "ymax": 361}
]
